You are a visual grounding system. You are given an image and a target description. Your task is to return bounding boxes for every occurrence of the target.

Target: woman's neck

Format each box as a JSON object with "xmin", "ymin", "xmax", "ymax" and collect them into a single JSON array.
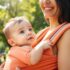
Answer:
[{"xmin": 49, "ymin": 17, "xmax": 59, "ymax": 30}]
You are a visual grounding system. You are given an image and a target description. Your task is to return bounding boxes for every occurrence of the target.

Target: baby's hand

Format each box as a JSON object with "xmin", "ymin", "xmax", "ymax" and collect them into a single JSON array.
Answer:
[
  {"xmin": 16, "ymin": 67, "xmax": 20, "ymax": 70},
  {"xmin": 40, "ymin": 40, "xmax": 51, "ymax": 50},
  {"xmin": 0, "ymin": 62, "xmax": 5, "ymax": 70}
]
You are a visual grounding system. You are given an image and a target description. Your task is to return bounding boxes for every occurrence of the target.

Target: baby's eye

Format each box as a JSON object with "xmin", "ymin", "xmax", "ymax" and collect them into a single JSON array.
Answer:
[
  {"xmin": 20, "ymin": 30, "xmax": 24, "ymax": 34},
  {"xmin": 29, "ymin": 28, "xmax": 32, "ymax": 31}
]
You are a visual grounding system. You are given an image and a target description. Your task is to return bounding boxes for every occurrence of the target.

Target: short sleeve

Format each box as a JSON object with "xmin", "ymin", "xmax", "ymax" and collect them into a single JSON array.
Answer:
[{"xmin": 9, "ymin": 46, "xmax": 32, "ymax": 65}]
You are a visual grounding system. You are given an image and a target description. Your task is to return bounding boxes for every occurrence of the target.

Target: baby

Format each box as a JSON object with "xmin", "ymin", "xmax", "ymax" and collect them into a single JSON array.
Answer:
[{"xmin": 3, "ymin": 16, "xmax": 50, "ymax": 70}]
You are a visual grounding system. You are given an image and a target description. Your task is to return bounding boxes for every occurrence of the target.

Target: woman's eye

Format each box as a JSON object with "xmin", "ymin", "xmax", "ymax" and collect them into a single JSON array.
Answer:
[{"xmin": 20, "ymin": 30, "xmax": 24, "ymax": 34}]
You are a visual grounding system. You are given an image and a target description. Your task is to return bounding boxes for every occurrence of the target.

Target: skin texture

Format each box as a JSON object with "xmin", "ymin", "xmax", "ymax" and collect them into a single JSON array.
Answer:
[
  {"xmin": 8, "ymin": 21, "xmax": 35, "ymax": 46},
  {"xmin": 39, "ymin": 0, "xmax": 70, "ymax": 70},
  {"xmin": 57, "ymin": 29, "xmax": 70, "ymax": 70}
]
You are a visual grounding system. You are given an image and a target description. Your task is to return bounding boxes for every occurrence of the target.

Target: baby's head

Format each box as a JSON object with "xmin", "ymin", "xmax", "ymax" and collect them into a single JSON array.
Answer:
[{"xmin": 3, "ymin": 16, "xmax": 35, "ymax": 47}]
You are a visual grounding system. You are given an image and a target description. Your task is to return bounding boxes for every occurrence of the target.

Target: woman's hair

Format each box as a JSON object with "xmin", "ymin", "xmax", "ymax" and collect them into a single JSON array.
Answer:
[{"xmin": 56, "ymin": 0, "xmax": 70, "ymax": 23}]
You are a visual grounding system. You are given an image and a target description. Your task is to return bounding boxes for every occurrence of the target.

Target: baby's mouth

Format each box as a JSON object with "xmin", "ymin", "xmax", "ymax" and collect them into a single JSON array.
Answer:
[{"xmin": 28, "ymin": 36, "xmax": 34, "ymax": 40}]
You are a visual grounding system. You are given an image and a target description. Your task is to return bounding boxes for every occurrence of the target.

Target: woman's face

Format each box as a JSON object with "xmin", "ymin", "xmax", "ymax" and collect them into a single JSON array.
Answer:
[{"xmin": 39, "ymin": 0, "xmax": 60, "ymax": 20}]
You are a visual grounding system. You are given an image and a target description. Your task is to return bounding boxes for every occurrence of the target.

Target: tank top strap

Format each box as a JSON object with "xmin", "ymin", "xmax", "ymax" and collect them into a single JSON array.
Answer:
[
  {"xmin": 45, "ymin": 22, "xmax": 66, "ymax": 40},
  {"xmin": 32, "ymin": 27, "xmax": 49, "ymax": 47},
  {"xmin": 49, "ymin": 23, "xmax": 70, "ymax": 47},
  {"xmin": 32, "ymin": 23, "xmax": 66, "ymax": 48}
]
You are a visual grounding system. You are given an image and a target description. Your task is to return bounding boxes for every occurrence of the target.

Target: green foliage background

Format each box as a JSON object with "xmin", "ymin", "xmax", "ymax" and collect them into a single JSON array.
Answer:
[{"xmin": 0, "ymin": 0, "xmax": 48, "ymax": 63}]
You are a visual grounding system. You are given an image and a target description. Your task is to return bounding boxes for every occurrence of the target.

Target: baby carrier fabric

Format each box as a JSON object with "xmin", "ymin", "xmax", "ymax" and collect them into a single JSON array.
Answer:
[{"xmin": 8, "ymin": 23, "xmax": 70, "ymax": 70}]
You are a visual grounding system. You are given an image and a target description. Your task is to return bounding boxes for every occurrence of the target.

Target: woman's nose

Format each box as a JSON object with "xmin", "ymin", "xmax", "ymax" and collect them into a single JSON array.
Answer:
[
  {"xmin": 44, "ymin": 0, "xmax": 50, "ymax": 3},
  {"xmin": 44, "ymin": 0, "xmax": 50, "ymax": 4},
  {"xmin": 42, "ymin": 0, "xmax": 51, "ymax": 8}
]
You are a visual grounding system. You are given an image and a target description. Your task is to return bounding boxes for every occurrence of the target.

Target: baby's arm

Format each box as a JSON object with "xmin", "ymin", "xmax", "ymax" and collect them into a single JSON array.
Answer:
[
  {"xmin": 9, "ymin": 40, "xmax": 51, "ymax": 65},
  {"xmin": 30, "ymin": 40, "xmax": 51, "ymax": 65},
  {"xmin": 3, "ymin": 57, "xmax": 15, "ymax": 70},
  {"xmin": 3, "ymin": 56, "xmax": 23, "ymax": 70}
]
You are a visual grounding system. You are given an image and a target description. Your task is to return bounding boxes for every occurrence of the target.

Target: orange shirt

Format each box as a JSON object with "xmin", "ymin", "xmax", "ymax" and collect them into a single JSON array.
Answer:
[{"xmin": 3, "ymin": 47, "xmax": 32, "ymax": 70}]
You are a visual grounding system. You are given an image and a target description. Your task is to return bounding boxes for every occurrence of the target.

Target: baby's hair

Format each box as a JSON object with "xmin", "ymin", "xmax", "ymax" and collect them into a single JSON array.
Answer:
[{"xmin": 3, "ymin": 16, "xmax": 30, "ymax": 39}]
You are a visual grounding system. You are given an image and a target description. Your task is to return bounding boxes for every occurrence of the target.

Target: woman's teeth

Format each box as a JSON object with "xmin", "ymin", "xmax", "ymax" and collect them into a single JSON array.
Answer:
[{"xmin": 45, "ymin": 7, "xmax": 52, "ymax": 11}]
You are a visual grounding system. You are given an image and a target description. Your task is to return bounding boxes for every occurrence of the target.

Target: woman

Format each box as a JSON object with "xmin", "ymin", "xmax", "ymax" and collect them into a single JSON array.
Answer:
[
  {"xmin": 39, "ymin": 0, "xmax": 70, "ymax": 70},
  {"xmin": 19, "ymin": 0, "xmax": 70, "ymax": 69},
  {"xmin": 1, "ymin": 0, "xmax": 70, "ymax": 70}
]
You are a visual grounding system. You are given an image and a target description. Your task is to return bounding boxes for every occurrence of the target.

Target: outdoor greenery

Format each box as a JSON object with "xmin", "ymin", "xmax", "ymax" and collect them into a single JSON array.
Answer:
[{"xmin": 0, "ymin": 0, "xmax": 48, "ymax": 63}]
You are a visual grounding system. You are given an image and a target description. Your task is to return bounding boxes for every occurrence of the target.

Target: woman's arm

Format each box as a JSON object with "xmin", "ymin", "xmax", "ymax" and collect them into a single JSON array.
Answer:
[{"xmin": 57, "ymin": 29, "xmax": 70, "ymax": 70}]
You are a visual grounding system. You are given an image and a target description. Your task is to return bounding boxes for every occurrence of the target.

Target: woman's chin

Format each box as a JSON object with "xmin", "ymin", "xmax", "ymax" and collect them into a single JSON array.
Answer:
[
  {"xmin": 44, "ymin": 13, "xmax": 55, "ymax": 20},
  {"xmin": 44, "ymin": 15, "xmax": 51, "ymax": 20}
]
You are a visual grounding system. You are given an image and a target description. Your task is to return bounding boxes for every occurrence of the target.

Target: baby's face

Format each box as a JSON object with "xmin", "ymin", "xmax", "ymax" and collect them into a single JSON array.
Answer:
[{"xmin": 10, "ymin": 21, "xmax": 35, "ymax": 46}]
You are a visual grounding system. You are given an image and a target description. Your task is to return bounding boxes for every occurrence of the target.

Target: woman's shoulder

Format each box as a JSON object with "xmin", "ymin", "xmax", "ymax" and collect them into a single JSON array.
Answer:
[
  {"xmin": 57, "ymin": 29, "xmax": 70, "ymax": 70},
  {"xmin": 57, "ymin": 28, "xmax": 70, "ymax": 48},
  {"xmin": 62, "ymin": 28, "xmax": 70, "ymax": 41},
  {"xmin": 61, "ymin": 23, "xmax": 70, "ymax": 40}
]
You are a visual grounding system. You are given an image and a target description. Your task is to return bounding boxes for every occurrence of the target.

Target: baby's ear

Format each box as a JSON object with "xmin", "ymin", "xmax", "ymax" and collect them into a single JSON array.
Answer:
[{"xmin": 8, "ymin": 38, "xmax": 16, "ymax": 47}]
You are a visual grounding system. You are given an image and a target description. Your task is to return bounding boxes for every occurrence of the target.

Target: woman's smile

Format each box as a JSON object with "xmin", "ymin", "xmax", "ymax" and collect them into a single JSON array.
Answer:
[{"xmin": 44, "ymin": 6, "xmax": 54, "ymax": 12}]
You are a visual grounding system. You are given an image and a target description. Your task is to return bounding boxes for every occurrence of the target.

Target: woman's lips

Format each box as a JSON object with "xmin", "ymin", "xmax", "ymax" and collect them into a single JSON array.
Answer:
[
  {"xmin": 45, "ymin": 7, "xmax": 52, "ymax": 10},
  {"xmin": 44, "ymin": 7, "xmax": 53, "ymax": 11}
]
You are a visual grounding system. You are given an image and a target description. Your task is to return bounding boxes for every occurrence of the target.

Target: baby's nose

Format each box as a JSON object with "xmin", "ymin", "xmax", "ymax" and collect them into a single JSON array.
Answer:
[{"xmin": 26, "ymin": 30, "xmax": 32, "ymax": 36}]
